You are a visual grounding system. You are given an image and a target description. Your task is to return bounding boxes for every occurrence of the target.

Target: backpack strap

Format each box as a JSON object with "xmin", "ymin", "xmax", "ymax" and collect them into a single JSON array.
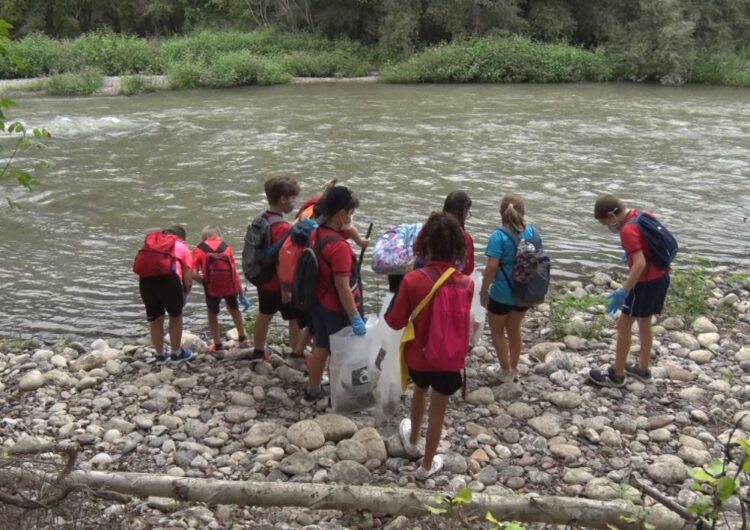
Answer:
[
  {"xmin": 410, "ymin": 267, "xmax": 456, "ymax": 321},
  {"xmin": 198, "ymin": 241, "xmax": 228, "ymax": 255},
  {"xmin": 314, "ymin": 231, "xmax": 346, "ymax": 301}
]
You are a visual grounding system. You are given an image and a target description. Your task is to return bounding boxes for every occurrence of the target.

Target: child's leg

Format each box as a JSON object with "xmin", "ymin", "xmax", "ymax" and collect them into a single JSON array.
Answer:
[
  {"xmin": 168, "ymin": 315, "xmax": 183, "ymax": 353},
  {"xmin": 288, "ymin": 319, "xmax": 301, "ymax": 351},
  {"xmin": 636, "ymin": 317, "xmax": 653, "ymax": 370},
  {"xmin": 422, "ymin": 389, "xmax": 449, "ymax": 470},
  {"xmin": 229, "ymin": 307, "xmax": 246, "ymax": 340},
  {"xmin": 207, "ymin": 311, "xmax": 221, "ymax": 345},
  {"xmin": 149, "ymin": 316, "xmax": 165, "ymax": 353},
  {"xmin": 293, "ymin": 327, "xmax": 311, "ymax": 355},
  {"xmin": 307, "ymin": 346, "xmax": 328, "ymax": 386},
  {"xmin": 253, "ymin": 313, "xmax": 273, "ymax": 352},
  {"xmin": 505, "ymin": 310, "xmax": 526, "ymax": 371},
  {"xmin": 488, "ymin": 313, "xmax": 510, "ymax": 370},
  {"xmin": 409, "ymin": 385, "xmax": 428, "ymax": 446},
  {"xmin": 614, "ymin": 314, "xmax": 636, "ymax": 375}
]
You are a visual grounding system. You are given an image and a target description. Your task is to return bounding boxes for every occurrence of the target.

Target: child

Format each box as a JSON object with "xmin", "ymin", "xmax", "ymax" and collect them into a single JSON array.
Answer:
[
  {"xmin": 588, "ymin": 194, "xmax": 671, "ymax": 387},
  {"xmin": 247, "ymin": 175, "xmax": 301, "ymax": 363},
  {"xmin": 136, "ymin": 225, "xmax": 194, "ymax": 364},
  {"xmin": 385, "ymin": 212, "xmax": 473, "ymax": 480},
  {"xmin": 303, "ymin": 185, "xmax": 366, "ymax": 405},
  {"xmin": 442, "ymin": 190, "xmax": 475, "ymax": 275},
  {"xmin": 480, "ymin": 193, "xmax": 541, "ymax": 383},
  {"xmin": 192, "ymin": 225, "xmax": 248, "ymax": 359}
]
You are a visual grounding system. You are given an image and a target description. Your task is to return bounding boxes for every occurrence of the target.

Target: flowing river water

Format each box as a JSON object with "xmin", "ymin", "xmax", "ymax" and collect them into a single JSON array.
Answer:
[{"xmin": 1, "ymin": 83, "xmax": 749, "ymax": 339}]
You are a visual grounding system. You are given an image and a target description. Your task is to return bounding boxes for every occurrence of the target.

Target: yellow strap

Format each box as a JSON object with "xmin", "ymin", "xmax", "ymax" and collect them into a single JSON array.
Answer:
[{"xmin": 410, "ymin": 267, "xmax": 456, "ymax": 321}]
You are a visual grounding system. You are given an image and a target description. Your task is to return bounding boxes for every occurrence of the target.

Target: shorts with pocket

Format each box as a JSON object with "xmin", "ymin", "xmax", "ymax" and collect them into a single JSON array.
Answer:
[
  {"xmin": 487, "ymin": 298, "xmax": 528, "ymax": 316},
  {"xmin": 408, "ymin": 368, "xmax": 463, "ymax": 396},
  {"xmin": 205, "ymin": 293, "xmax": 239, "ymax": 315},
  {"xmin": 310, "ymin": 304, "xmax": 350, "ymax": 351},
  {"xmin": 139, "ymin": 275, "xmax": 184, "ymax": 321},
  {"xmin": 257, "ymin": 289, "xmax": 294, "ymax": 320},
  {"xmin": 622, "ymin": 273, "xmax": 670, "ymax": 318}
]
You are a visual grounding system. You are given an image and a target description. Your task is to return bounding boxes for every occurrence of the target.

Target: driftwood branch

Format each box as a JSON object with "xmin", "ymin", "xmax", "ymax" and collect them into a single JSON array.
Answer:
[
  {"xmin": 0, "ymin": 469, "xmax": 682, "ymax": 529},
  {"xmin": 629, "ymin": 474, "xmax": 698, "ymax": 523}
]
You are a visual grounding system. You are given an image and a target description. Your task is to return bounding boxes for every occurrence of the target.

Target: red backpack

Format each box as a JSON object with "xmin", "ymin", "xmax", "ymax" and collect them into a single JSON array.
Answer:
[
  {"xmin": 198, "ymin": 241, "xmax": 236, "ymax": 298},
  {"xmin": 133, "ymin": 231, "xmax": 181, "ymax": 278},
  {"xmin": 419, "ymin": 267, "xmax": 473, "ymax": 371}
]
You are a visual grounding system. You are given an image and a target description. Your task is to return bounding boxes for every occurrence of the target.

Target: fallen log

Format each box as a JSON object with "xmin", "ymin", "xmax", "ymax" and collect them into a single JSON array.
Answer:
[{"xmin": 12, "ymin": 470, "xmax": 684, "ymax": 529}]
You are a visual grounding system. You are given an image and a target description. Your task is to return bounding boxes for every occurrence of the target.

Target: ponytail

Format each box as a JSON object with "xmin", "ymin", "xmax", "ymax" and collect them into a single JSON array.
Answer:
[{"xmin": 500, "ymin": 193, "xmax": 526, "ymax": 233}]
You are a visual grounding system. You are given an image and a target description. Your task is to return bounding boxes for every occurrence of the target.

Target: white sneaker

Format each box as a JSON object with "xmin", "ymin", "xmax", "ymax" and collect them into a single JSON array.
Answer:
[
  {"xmin": 415, "ymin": 455, "xmax": 443, "ymax": 481},
  {"xmin": 399, "ymin": 418, "xmax": 424, "ymax": 459},
  {"xmin": 488, "ymin": 365, "xmax": 513, "ymax": 383}
]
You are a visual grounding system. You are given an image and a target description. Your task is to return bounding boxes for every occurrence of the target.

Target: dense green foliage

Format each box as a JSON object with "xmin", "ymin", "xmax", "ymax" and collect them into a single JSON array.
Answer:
[
  {"xmin": 43, "ymin": 69, "xmax": 103, "ymax": 95},
  {"xmin": 1, "ymin": 1, "xmax": 750, "ymax": 85}
]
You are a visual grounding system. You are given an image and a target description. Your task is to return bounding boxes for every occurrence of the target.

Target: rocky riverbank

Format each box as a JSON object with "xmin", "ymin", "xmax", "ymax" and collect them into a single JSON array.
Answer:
[{"xmin": 0, "ymin": 270, "xmax": 748, "ymax": 529}]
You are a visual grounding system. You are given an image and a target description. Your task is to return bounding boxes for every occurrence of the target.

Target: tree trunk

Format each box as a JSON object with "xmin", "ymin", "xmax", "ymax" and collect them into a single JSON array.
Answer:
[{"xmin": 0, "ymin": 469, "xmax": 687, "ymax": 530}]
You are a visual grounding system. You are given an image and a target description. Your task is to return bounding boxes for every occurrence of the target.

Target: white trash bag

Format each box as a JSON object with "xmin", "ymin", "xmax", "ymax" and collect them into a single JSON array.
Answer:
[
  {"xmin": 470, "ymin": 271, "xmax": 486, "ymax": 347},
  {"xmin": 369, "ymin": 294, "xmax": 403, "ymax": 421},
  {"xmin": 329, "ymin": 316, "xmax": 379, "ymax": 414}
]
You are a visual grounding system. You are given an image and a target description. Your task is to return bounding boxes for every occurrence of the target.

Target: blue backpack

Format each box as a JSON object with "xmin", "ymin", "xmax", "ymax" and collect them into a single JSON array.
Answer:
[{"xmin": 630, "ymin": 213, "xmax": 678, "ymax": 269}]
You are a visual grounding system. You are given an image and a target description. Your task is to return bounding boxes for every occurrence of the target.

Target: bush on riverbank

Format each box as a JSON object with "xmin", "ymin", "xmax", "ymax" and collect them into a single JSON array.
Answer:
[
  {"xmin": 381, "ymin": 37, "xmax": 617, "ymax": 83},
  {"xmin": 120, "ymin": 75, "xmax": 158, "ymax": 95},
  {"xmin": 41, "ymin": 69, "xmax": 103, "ymax": 96},
  {"xmin": 690, "ymin": 51, "xmax": 750, "ymax": 87}
]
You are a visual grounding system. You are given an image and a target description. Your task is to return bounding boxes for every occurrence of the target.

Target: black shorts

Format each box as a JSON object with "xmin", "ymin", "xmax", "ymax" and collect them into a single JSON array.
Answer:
[
  {"xmin": 487, "ymin": 298, "xmax": 528, "ymax": 316},
  {"xmin": 388, "ymin": 274, "xmax": 404, "ymax": 294},
  {"xmin": 257, "ymin": 289, "xmax": 295, "ymax": 320},
  {"xmin": 139, "ymin": 275, "xmax": 184, "ymax": 321},
  {"xmin": 310, "ymin": 304, "xmax": 350, "ymax": 351},
  {"xmin": 409, "ymin": 368, "xmax": 463, "ymax": 396},
  {"xmin": 205, "ymin": 293, "xmax": 239, "ymax": 315},
  {"xmin": 623, "ymin": 274, "xmax": 670, "ymax": 318}
]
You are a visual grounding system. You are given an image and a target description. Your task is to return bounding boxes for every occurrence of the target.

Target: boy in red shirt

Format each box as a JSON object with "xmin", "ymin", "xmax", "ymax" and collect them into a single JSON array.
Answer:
[
  {"xmin": 386, "ymin": 213, "xmax": 474, "ymax": 480},
  {"xmin": 302, "ymin": 186, "xmax": 366, "ymax": 405},
  {"xmin": 192, "ymin": 225, "xmax": 248, "ymax": 359},
  {"xmin": 588, "ymin": 194, "xmax": 671, "ymax": 387},
  {"xmin": 247, "ymin": 175, "xmax": 301, "ymax": 363}
]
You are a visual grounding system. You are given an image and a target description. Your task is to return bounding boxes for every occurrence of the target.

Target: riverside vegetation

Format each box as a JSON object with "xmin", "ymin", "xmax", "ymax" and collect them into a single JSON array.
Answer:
[{"xmin": 0, "ymin": 266, "xmax": 748, "ymax": 528}]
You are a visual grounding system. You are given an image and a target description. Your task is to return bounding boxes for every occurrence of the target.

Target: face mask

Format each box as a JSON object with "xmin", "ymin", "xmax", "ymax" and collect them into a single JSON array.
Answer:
[
  {"xmin": 608, "ymin": 221, "xmax": 622, "ymax": 234},
  {"xmin": 285, "ymin": 201, "xmax": 296, "ymax": 214}
]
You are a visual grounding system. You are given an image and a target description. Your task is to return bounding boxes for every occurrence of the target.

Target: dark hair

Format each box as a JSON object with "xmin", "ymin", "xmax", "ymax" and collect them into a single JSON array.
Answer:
[
  {"xmin": 442, "ymin": 191, "xmax": 472, "ymax": 227},
  {"xmin": 264, "ymin": 175, "xmax": 300, "ymax": 205},
  {"xmin": 320, "ymin": 185, "xmax": 359, "ymax": 219},
  {"xmin": 415, "ymin": 212, "xmax": 466, "ymax": 263},
  {"xmin": 164, "ymin": 225, "xmax": 186, "ymax": 240},
  {"xmin": 500, "ymin": 193, "xmax": 526, "ymax": 232},
  {"xmin": 594, "ymin": 194, "xmax": 625, "ymax": 219}
]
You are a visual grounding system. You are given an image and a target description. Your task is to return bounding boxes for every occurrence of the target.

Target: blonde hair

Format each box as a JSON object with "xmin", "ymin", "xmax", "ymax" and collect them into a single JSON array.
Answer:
[
  {"xmin": 500, "ymin": 193, "xmax": 526, "ymax": 232},
  {"xmin": 201, "ymin": 225, "xmax": 221, "ymax": 241},
  {"xmin": 322, "ymin": 179, "xmax": 338, "ymax": 192}
]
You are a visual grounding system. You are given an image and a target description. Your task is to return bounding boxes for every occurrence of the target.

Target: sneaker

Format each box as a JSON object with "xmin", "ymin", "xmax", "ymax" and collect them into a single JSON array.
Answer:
[
  {"xmin": 237, "ymin": 349, "xmax": 268, "ymax": 363},
  {"xmin": 415, "ymin": 455, "xmax": 443, "ymax": 481},
  {"xmin": 287, "ymin": 353, "xmax": 307, "ymax": 371},
  {"xmin": 155, "ymin": 353, "xmax": 170, "ymax": 365},
  {"xmin": 208, "ymin": 343, "xmax": 225, "ymax": 360},
  {"xmin": 237, "ymin": 336, "xmax": 250, "ymax": 349},
  {"xmin": 588, "ymin": 366, "xmax": 625, "ymax": 388},
  {"xmin": 488, "ymin": 365, "xmax": 514, "ymax": 384},
  {"xmin": 170, "ymin": 348, "xmax": 194, "ymax": 364},
  {"xmin": 301, "ymin": 384, "xmax": 330, "ymax": 406},
  {"xmin": 399, "ymin": 418, "xmax": 425, "ymax": 459},
  {"xmin": 625, "ymin": 364, "xmax": 652, "ymax": 383}
]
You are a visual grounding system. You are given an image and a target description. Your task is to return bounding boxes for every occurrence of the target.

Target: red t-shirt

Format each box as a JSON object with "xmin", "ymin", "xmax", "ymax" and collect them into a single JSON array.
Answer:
[
  {"xmin": 314, "ymin": 226, "xmax": 359, "ymax": 312},
  {"xmin": 463, "ymin": 231, "xmax": 475, "ymax": 275},
  {"xmin": 385, "ymin": 261, "xmax": 474, "ymax": 372},
  {"xmin": 258, "ymin": 211, "xmax": 291, "ymax": 292},
  {"xmin": 192, "ymin": 237, "xmax": 242, "ymax": 293},
  {"xmin": 620, "ymin": 209, "xmax": 668, "ymax": 283}
]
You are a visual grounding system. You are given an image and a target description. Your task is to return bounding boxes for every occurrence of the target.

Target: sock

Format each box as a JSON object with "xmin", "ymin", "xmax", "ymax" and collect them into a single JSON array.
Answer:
[
  {"xmin": 253, "ymin": 348, "xmax": 265, "ymax": 357},
  {"xmin": 307, "ymin": 384, "xmax": 321, "ymax": 395}
]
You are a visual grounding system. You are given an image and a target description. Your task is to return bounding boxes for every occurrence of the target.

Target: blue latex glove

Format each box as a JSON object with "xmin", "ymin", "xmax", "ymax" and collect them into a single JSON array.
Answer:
[
  {"xmin": 239, "ymin": 291, "xmax": 252, "ymax": 312},
  {"xmin": 606, "ymin": 288, "xmax": 628, "ymax": 315},
  {"xmin": 350, "ymin": 314, "xmax": 367, "ymax": 336},
  {"xmin": 620, "ymin": 253, "xmax": 628, "ymax": 264}
]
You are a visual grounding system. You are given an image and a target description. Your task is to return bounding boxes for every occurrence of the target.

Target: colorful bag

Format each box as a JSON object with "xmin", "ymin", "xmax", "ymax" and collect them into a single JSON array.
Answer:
[
  {"xmin": 371, "ymin": 223, "xmax": 423, "ymax": 275},
  {"xmin": 278, "ymin": 219, "xmax": 317, "ymax": 294},
  {"xmin": 499, "ymin": 225, "xmax": 551, "ymax": 307},
  {"xmin": 133, "ymin": 231, "xmax": 180, "ymax": 278}
]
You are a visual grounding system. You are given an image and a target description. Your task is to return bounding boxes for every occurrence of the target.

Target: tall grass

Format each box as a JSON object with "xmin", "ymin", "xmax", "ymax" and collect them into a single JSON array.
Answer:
[
  {"xmin": 690, "ymin": 51, "xmax": 750, "ymax": 87},
  {"xmin": 120, "ymin": 75, "xmax": 158, "ymax": 95},
  {"xmin": 382, "ymin": 37, "xmax": 617, "ymax": 83},
  {"xmin": 44, "ymin": 69, "xmax": 104, "ymax": 96}
]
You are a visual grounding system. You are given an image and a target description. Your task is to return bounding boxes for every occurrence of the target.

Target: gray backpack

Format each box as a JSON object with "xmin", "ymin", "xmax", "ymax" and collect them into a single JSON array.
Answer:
[
  {"xmin": 499, "ymin": 225, "xmax": 551, "ymax": 307},
  {"xmin": 242, "ymin": 213, "xmax": 286, "ymax": 286}
]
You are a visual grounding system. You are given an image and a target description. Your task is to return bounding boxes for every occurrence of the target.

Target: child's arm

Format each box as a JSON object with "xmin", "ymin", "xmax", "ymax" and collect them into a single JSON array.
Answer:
[
  {"xmin": 621, "ymin": 251, "xmax": 647, "ymax": 293},
  {"xmin": 385, "ymin": 281, "xmax": 412, "ymax": 330},
  {"xmin": 480, "ymin": 258, "xmax": 499, "ymax": 308},
  {"xmin": 342, "ymin": 223, "xmax": 369, "ymax": 249}
]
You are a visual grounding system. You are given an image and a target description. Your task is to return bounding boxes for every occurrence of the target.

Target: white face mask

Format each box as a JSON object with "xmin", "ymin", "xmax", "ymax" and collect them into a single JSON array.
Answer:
[{"xmin": 608, "ymin": 221, "xmax": 623, "ymax": 234}]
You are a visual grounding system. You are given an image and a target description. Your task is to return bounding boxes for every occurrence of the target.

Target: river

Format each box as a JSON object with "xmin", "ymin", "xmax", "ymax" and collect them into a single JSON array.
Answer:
[{"xmin": 1, "ymin": 83, "xmax": 749, "ymax": 339}]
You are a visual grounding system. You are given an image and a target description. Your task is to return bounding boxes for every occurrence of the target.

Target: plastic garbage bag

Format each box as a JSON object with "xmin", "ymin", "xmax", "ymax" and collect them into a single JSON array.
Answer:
[
  {"xmin": 470, "ymin": 271, "xmax": 486, "ymax": 347},
  {"xmin": 369, "ymin": 294, "xmax": 403, "ymax": 420},
  {"xmin": 329, "ymin": 316, "xmax": 379, "ymax": 414}
]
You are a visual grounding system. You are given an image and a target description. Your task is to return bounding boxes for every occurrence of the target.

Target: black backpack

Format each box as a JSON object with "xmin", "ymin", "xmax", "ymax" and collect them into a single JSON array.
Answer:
[
  {"xmin": 291, "ymin": 232, "xmax": 341, "ymax": 314},
  {"xmin": 242, "ymin": 213, "xmax": 286, "ymax": 286},
  {"xmin": 629, "ymin": 212, "xmax": 678, "ymax": 269},
  {"xmin": 499, "ymin": 225, "xmax": 551, "ymax": 307}
]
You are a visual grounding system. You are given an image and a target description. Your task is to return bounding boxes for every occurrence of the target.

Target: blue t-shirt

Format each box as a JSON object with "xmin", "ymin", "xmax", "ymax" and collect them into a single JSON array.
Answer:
[{"xmin": 485, "ymin": 225, "xmax": 538, "ymax": 305}]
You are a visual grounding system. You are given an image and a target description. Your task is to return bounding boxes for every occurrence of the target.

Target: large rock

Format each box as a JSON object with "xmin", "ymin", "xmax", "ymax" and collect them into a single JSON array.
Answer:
[
  {"xmin": 494, "ymin": 383, "xmax": 522, "ymax": 402},
  {"xmin": 689, "ymin": 350, "xmax": 713, "ymax": 364},
  {"xmin": 244, "ymin": 422, "xmax": 285, "ymax": 448},
  {"xmin": 467, "ymin": 387, "xmax": 495, "ymax": 405},
  {"xmin": 528, "ymin": 415, "xmax": 561, "ymax": 438},
  {"xmin": 351, "ymin": 428, "xmax": 387, "ymax": 461},
  {"xmin": 314, "ymin": 414, "xmax": 357, "ymax": 442},
  {"xmin": 679, "ymin": 386, "xmax": 706, "ymax": 403},
  {"xmin": 691, "ymin": 317, "xmax": 717, "ymax": 334},
  {"xmin": 72, "ymin": 349, "xmax": 120, "ymax": 372},
  {"xmin": 735, "ymin": 347, "xmax": 750, "ymax": 363},
  {"xmin": 507, "ymin": 402, "xmax": 535, "ymax": 420},
  {"xmin": 529, "ymin": 342, "xmax": 565, "ymax": 363},
  {"xmin": 336, "ymin": 439, "xmax": 368, "ymax": 464},
  {"xmin": 547, "ymin": 391, "xmax": 582, "ymax": 410},
  {"xmin": 180, "ymin": 331, "xmax": 207, "ymax": 353},
  {"xmin": 661, "ymin": 317, "xmax": 684, "ymax": 330},
  {"xmin": 19, "ymin": 370, "xmax": 45, "ymax": 391},
  {"xmin": 669, "ymin": 332, "xmax": 700, "ymax": 351},
  {"xmin": 647, "ymin": 455, "xmax": 687, "ymax": 485},
  {"xmin": 287, "ymin": 420, "xmax": 326, "ymax": 450},
  {"xmin": 678, "ymin": 446, "xmax": 711, "ymax": 466},
  {"xmin": 328, "ymin": 461, "xmax": 372, "ymax": 485},
  {"xmin": 697, "ymin": 332, "xmax": 720, "ymax": 348},
  {"xmin": 279, "ymin": 452, "xmax": 316, "ymax": 475},
  {"xmin": 585, "ymin": 478, "xmax": 639, "ymax": 502}
]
